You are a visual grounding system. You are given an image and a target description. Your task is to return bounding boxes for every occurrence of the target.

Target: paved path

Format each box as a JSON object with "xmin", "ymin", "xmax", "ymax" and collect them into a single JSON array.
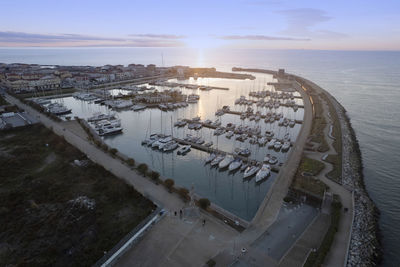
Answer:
[
  {"xmin": 303, "ymin": 95, "xmax": 353, "ymax": 267},
  {"xmin": 4, "ymin": 94, "xmax": 237, "ymax": 267},
  {"xmin": 247, "ymin": 80, "xmax": 313, "ymax": 233}
]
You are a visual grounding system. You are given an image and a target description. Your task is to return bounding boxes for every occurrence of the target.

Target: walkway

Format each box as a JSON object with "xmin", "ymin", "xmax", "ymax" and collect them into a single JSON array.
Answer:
[
  {"xmin": 303, "ymin": 94, "xmax": 353, "ymax": 267},
  {"xmin": 4, "ymin": 94, "xmax": 238, "ymax": 267}
]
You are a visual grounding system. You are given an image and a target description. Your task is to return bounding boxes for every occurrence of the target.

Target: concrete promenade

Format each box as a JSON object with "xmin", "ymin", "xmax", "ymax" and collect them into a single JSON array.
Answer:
[{"xmin": 4, "ymin": 94, "xmax": 238, "ymax": 267}]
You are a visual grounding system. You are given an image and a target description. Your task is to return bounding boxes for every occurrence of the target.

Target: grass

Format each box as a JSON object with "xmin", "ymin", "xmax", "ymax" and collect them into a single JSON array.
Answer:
[
  {"xmin": 0, "ymin": 94, "xmax": 8, "ymax": 106},
  {"xmin": 299, "ymin": 157, "xmax": 326, "ymax": 176},
  {"xmin": 0, "ymin": 125, "xmax": 155, "ymax": 266},
  {"xmin": 291, "ymin": 157, "xmax": 328, "ymax": 197},
  {"xmin": 319, "ymin": 93, "xmax": 343, "ymax": 183},
  {"xmin": 304, "ymin": 198, "xmax": 342, "ymax": 267},
  {"xmin": 310, "ymin": 94, "xmax": 329, "ymax": 152}
]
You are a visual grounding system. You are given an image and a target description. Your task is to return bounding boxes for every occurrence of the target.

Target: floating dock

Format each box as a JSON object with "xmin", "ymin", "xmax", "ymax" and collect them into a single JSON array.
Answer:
[{"xmin": 172, "ymin": 137, "xmax": 281, "ymax": 173}]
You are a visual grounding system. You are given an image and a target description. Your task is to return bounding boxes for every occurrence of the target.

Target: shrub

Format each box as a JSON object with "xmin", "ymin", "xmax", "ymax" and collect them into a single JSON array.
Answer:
[
  {"xmin": 109, "ymin": 148, "xmax": 118, "ymax": 155},
  {"xmin": 198, "ymin": 198, "xmax": 210, "ymax": 210},
  {"xmin": 137, "ymin": 163, "xmax": 148, "ymax": 176},
  {"xmin": 150, "ymin": 171, "xmax": 159, "ymax": 181},
  {"xmin": 178, "ymin": 187, "xmax": 190, "ymax": 201},
  {"xmin": 101, "ymin": 144, "xmax": 108, "ymax": 152},
  {"xmin": 126, "ymin": 158, "xmax": 135, "ymax": 167},
  {"xmin": 206, "ymin": 259, "xmax": 216, "ymax": 267},
  {"xmin": 164, "ymin": 179, "xmax": 175, "ymax": 192}
]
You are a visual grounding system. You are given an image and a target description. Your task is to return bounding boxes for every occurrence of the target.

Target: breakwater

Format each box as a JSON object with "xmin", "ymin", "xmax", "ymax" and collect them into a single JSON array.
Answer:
[{"xmin": 294, "ymin": 75, "xmax": 381, "ymax": 266}]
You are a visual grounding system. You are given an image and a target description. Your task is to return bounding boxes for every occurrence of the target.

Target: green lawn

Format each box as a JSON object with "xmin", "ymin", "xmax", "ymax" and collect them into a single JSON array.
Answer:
[
  {"xmin": 292, "ymin": 157, "xmax": 328, "ymax": 197},
  {"xmin": 0, "ymin": 125, "xmax": 155, "ymax": 266}
]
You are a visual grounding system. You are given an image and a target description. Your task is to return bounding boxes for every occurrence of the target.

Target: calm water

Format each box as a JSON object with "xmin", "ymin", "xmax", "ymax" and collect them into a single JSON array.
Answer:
[
  {"xmin": 1, "ymin": 48, "xmax": 399, "ymax": 266},
  {"xmin": 49, "ymin": 75, "xmax": 303, "ymax": 221}
]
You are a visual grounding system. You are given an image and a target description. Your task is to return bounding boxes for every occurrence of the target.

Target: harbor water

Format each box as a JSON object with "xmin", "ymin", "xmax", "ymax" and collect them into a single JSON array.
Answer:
[{"xmin": 1, "ymin": 48, "xmax": 399, "ymax": 266}]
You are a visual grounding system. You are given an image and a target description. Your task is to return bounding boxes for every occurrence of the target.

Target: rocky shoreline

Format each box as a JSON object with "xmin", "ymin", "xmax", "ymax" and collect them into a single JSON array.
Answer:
[
  {"xmin": 234, "ymin": 67, "xmax": 382, "ymax": 265},
  {"xmin": 306, "ymin": 79, "xmax": 382, "ymax": 266}
]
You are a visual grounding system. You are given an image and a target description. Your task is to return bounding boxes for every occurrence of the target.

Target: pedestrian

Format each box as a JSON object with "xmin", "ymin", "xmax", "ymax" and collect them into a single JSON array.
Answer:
[
  {"xmin": 179, "ymin": 209, "xmax": 182, "ymax": 219},
  {"xmin": 174, "ymin": 211, "xmax": 177, "ymax": 216},
  {"xmin": 202, "ymin": 219, "xmax": 206, "ymax": 226}
]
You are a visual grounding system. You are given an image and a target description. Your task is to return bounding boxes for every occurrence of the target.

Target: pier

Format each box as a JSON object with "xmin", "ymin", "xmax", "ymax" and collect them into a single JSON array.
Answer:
[
  {"xmin": 172, "ymin": 137, "xmax": 281, "ymax": 173},
  {"xmin": 223, "ymin": 110, "xmax": 303, "ymax": 124}
]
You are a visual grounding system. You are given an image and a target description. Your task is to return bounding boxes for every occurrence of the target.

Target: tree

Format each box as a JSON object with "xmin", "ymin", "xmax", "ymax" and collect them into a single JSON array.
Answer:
[
  {"xmin": 150, "ymin": 171, "xmax": 160, "ymax": 181},
  {"xmin": 110, "ymin": 148, "xmax": 118, "ymax": 155},
  {"xmin": 137, "ymin": 163, "xmax": 148, "ymax": 176},
  {"xmin": 198, "ymin": 198, "xmax": 210, "ymax": 210},
  {"xmin": 126, "ymin": 158, "xmax": 135, "ymax": 167},
  {"xmin": 178, "ymin": 187, "xmax": 190, "ymax": 202},
  {"xmin": 164, "ymin": 179, "xmax": 175, "ymax": 192}
]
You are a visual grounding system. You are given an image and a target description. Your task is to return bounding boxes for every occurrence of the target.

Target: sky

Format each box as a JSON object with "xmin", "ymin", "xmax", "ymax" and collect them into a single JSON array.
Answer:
[{"xmin": 0, "ymin": 0, "xmax": 399, "ymax": 50}]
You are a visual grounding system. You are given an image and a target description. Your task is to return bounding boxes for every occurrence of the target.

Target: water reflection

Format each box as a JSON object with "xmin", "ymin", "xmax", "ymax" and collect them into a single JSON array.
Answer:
[{"xmin": 51, "ymin": 74, "xmax": 304, "ymax": 221}]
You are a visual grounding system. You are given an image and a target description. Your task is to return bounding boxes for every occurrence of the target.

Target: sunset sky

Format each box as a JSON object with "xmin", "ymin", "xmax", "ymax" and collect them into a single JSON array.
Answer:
[{"xmin": 1, "ymin": 0, "xmax": 399, "ymax": 50}]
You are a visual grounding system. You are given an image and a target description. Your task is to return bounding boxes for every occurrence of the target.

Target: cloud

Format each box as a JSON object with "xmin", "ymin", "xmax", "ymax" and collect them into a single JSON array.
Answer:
[
  {"xmin": 128, "ymin": 34, "xmax": 186, "ymax": 39},
  {"xmin": 0, "ymin": 31, "xmax": 184, "ymax": 47},
  {"xmin": 220, "ymin": 34, "xmax": 310, "ymax": 41},
  {"xmin": 278, "ymin": 8, "xmax": 348, "ymax": 39}
]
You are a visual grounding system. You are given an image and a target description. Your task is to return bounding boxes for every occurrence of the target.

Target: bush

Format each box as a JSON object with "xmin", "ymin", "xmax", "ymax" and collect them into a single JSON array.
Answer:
[
  {"xmin": 164, "ymin": 179, "xmax": 175, "ymax": 192},
  {"xmin": 178, "ymin": 187, "xmax": 190, "ymax": 201},
  {"xmin": 109, "ymin": 148, "xmax": 118, "ymax": 155},
  {"xmin": 206, "ymin": 259, "xmax": 216, "ymax": 267},
  {"xmin": 150, "ymin": 171, "xmax": 159, "ymax": 181},
  {"xmin": 101, "ymin": 144, "xmax": 108, "ymax": 152},
  {"xmin": 137, "ymin": 163, "xmax": 148, "ymax": 176},
  {"xmin": 198, "ymin": 198, "xmax": 210, "ymax": 210},
  {"xmin": 126, "ymin": 158, "xmax": 135, "ymax": 167}
]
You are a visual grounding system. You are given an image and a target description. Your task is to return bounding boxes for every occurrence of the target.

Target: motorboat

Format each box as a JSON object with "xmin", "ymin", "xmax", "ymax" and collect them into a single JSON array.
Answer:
[
  {"xmin": 219, "ymin": 155, "xmax": 235, "ymax": 169},
  {"xmin": 263, "ymin": 154, "xmax": 271, "ymax": 163},
  {"xmin": 225, "ymin": 131, "xmax": 234, "ymax": 139},
  {"xmin": 152, "ymin": 135, "xmax": 172, "ymax": 149},
  {"xmin": 214, "ymin": 127, "xmax": 225, "ymax": 136},
  {"xmin": 192, "ymin": 116, "xmax": 201, "ymax": 121},
  {"xmin": 142, "ymin": 133, "xmax": 159, "ymax": 146},
  {"xmin": 195, "ymin": 137, "xmax": 205, "ymax": 145},
  {"xmin": 255, "ymin": 164, "xmax": 271, "ymax": 183},
  {"xmin": 205, "ymin": 153, "xmax": 216, "ymax": 164},
  {"xmin": 258, "ymin": 137, "xmax": 267, "ymax": 146},
  {"xmin": 269, "ymin": 156, "xmax": 278, "ymax": 165},
  {"xmin": 240, "ymin": 163, "xmax": 249, "ymax": 172},
  {"xmin": 88, "ymin": 112, "xmax": 115, "ymax": 122},
  {"xmin": 211, "ymin": 154, "xmax": 225, "ymax": 167},
  {"xmin": 177, "ymin": 145, "xmax": 191, "ymax": 155},
  {"xmin": 243, "ymin": 165, "xmax": 260, "ymax": 179},
  {"xmin": 211, "ymin": 119, "xmax": 221, "ymax": 127},
  {"xmin": 282, "ymin": 141, "xmax": 291, "ymax": 152},
  {"xmin": 46, "ymin": 103, "xmax": 71, "ymax": 115},
  {"xmin": 283, "ymin": 133, "xmax": 291, "ymax": 142},
  {"xmin": 265, "ymin": 130, "xmax": 274, "ymax": 138},
  {"xmin": 234, "ymin": 147, "xmax": 251, "ymax": 157},
  {"xmin": 97, "ymin": 125, "xmax": 123, "ymax": 136},
  {"xmin": 174, "ymin": 120, "xmax": 187, "ymax": 127},
  {"xmin": 131, "ymin": 104, "xmax": 146, "ymax": 111},
  {"xmin": 274, "ymin": 141, "xmax": 282, "ymax": 150},
  {"xmin": 228, "ymin": 159, "xmax": 242, "ymax": 172},
  {"xmin": 204, "ymin": 141, "xmax": 213, "ymax": 147},
  {"xmin": 94, "ymin": 119, "xmax": 121, "ymax": 129},
  {"xmin": 267, "ymin": 138, "xmax": 277, "ymax": 149},
  {"xmin": 163, "ymin": 141, "xmax": 179, "ymax": 152}
]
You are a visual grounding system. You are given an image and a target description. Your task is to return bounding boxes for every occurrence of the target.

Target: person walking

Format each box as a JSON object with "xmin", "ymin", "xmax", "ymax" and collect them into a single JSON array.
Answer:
[{"xmin": 202, "ymin": 219, "xmax": 206, "ymax": 226}]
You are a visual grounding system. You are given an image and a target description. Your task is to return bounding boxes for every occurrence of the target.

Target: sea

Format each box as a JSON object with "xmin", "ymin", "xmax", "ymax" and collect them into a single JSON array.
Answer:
[{"xmin": 1, "ymin": 47, "xmax": 399, "ymax": 266}]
